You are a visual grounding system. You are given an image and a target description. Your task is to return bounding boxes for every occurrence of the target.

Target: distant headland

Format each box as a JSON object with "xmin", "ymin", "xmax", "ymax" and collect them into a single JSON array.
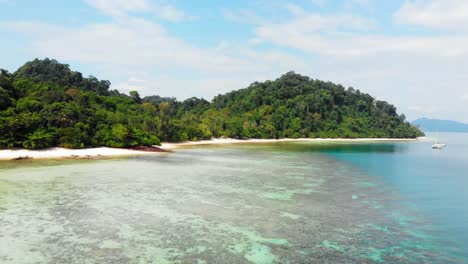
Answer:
[{"xmin": 412, "ymin": 118, "xmax": 468, "ymax": 133}]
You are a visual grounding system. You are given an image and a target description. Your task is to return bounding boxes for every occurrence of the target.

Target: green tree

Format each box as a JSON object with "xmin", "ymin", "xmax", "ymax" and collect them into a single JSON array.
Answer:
[
  {"xmin": 0, "ymin": 87, "xmax": 12, "ymax": 110},
  {"xmin": 0, "ymin": 59, "xmax": 423, "ymax": 150},
  {"xmin": 129, "ymin": 90, "xmax": 142, "ymax": 104},
  {"xmin": 23, "ymin": 129, "xmax": 55, "ymax": 149}
]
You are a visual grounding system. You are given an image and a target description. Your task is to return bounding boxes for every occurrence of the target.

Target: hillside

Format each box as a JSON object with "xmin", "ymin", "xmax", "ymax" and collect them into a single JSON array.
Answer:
[
  {"xmin": 0, "ymin": 59, "xmax": 423, "ymax": 149},
  {"xmin": 413, "ymin": 118, "xmax": 468, "ymax": 132}
]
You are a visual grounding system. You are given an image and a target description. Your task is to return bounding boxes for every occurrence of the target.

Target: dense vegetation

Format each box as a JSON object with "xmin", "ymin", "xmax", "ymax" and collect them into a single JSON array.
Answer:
[{"xmin": 0, "ymin": 59, "xmax": 423, "ymax": 149}]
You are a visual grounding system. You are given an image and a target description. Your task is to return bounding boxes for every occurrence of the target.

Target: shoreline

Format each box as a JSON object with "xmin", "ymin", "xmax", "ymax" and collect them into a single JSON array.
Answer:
[
  {"xmin": 0, "ymin": 147, "xmax": 164, "ymax": 161},
  {"xmin": 0, "ymin": 138, "xmax": 425, "ymax": 161},
  {"xmin": 160, "ymin": 137, "xmax": 424, "ymax": 150}
]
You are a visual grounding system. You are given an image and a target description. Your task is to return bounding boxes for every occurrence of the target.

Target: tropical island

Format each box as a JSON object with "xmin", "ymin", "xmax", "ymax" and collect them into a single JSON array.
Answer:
[{"xmin": 0, "ymin": 58, "xmax": 423, "ymax": 154}]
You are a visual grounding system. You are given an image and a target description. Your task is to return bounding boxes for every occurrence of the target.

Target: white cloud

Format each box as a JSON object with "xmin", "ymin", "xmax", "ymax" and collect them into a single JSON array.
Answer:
[
  {"xmin": 222, "ymin": 9, "xmax": 267, "ymax": 25},
  {"xmin": 157, "ymin": 3, "xmax": 193, "ymax": 22},
  {"xmin": 394, "ymin": 0, "xmax": 468, "ymax": 30},
  {"xmin": 311, "ymin": 0, "xmax": 327, "ymax": 7},
  {"xmin": 238, "ymin": 5, "xmax": 468, "ymax": 122},
  {"xmin": 254, "ymin": 13, "xmax": 378, "ymax": 57},
  {"xmin": 112, "ymin": 77, "xmax": 151, "ymax": 94},
  {"xmin": 114, "ymin": 76, "xmax": 255, "ymax": 99},
  {"xmin": 0, "ymin": 21, "xmax": 64, "ymax": 36},
  {"xmin": 285, "ymin": 3, "xmax": 307, "ymax": 16},
  {"xmin": 462, "ymin": 94, "xmax": 468, "ymax": 102},
  {"xmin": 1, "ymin": 17, "xmax": 304, "ymax": 99},
  {"xmin": 21, "ymin": 19, "xmax": 242, "ymax": 73},
  {"xmin": 252, "ymin": 7, "xmax": 468, "ymax": 58},
  {"xmin": 257, "ymin": 26, "xmax": 468, "ymax": 58},
  {"xmin": 3, "ymin": 1, "xmax": 468, "ymax": 122},
  {"xmin": 408, "ymin": 105, "xmax": 437, "ymax": 115},
  {"xmin": 248, "ymin": 38, "xmax": 263, "ymax": 46},
  {"xmin": 343, "ymin": 0, "xmax": 373, "ymax": 10},
  {"xmin": 83, "ymin": 0, "xmax": 192, "ymax": 22},
  {"xmin": 84, "ymin": 0, "xmax": 150, "ymax": 16}
]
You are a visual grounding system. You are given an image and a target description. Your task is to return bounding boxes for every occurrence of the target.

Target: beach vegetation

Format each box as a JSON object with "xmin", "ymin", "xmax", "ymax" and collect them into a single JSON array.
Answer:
[{"xmin": 0, "ymin": 59, "xmax": 423, "ymax": 149}]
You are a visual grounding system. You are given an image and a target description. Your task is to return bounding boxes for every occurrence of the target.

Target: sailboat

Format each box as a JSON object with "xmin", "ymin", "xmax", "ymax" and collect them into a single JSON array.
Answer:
[{"xmin": 432, "ymin": 131, "xmax": 446, "ymax": 149}]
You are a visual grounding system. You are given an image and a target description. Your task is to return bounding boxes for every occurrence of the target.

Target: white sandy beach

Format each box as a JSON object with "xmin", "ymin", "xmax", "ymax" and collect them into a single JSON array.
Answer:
[
  {"xmin": 160, "ymin": 137, "xmax": 423, "ymax": 150},
  {"xmin": 0, "ymin": 138, "xmax": 425, "ymax": 160},
  {"xmin": 0, "ymin": 147, "xmax": 157, "ymax": 161}
]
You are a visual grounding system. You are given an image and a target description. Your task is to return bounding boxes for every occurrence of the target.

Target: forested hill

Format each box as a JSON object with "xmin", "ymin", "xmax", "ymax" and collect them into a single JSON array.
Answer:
[{"xmin": 0, "ymin": 59, "xmax": 423, "ymax": 149}]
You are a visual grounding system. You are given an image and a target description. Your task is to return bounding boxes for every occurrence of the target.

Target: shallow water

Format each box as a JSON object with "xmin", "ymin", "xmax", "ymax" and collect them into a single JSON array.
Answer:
[{"xmin": 0, "ymin": 134, "xmax": 466, "ymax": 263}]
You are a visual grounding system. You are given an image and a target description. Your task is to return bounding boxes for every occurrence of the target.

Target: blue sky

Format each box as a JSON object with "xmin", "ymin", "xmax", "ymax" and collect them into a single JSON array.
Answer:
[{"xmin": 1, "ymin": 0, "xmax": 468, "ymax": 122}]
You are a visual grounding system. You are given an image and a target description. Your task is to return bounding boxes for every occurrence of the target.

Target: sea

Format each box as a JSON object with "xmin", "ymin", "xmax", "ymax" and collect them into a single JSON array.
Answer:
[{"xmin": 0, "ymin": 132, "xmax": 466, "ymax": 263}]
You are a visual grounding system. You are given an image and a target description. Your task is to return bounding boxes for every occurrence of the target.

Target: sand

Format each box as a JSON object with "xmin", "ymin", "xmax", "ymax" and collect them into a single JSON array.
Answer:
[
  {"xmin": 0, "ymin": 137, "xmax": 424, "ymax": 160},
  {"xmin": 160, "ymin": 137, "xmax": 422, "ymax": 150},
  {"xmin": 0, "ymin": 147, "xmax": 158, "ymax": 161}
]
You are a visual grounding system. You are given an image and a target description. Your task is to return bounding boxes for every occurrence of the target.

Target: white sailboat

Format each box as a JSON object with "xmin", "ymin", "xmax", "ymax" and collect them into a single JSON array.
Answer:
[{"xmin": 432, "ymin": 131, "xmax": 446, "ymax": 149}]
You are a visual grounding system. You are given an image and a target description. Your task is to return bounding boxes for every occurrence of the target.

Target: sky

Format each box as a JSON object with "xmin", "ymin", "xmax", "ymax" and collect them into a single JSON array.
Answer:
[{"xmin": 1, "ymin": 0, "xmax": 468, "ymax": 122}]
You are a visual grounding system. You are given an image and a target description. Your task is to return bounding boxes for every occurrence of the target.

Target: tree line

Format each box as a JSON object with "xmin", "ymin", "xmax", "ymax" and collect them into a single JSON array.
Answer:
[{"xmin": 0, "ymin": 58, "xmax": 423, "ymax": 149}]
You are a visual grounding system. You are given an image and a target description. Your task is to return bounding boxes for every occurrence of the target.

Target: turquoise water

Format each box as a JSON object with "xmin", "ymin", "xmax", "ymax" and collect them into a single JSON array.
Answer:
[
  {"xmin": 321, "ymin": 132, "xmax": 468, "ymax": 261},
  {"xmin": 0, "ymin": 134, "xmax": 466, "ymax": 263}
]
